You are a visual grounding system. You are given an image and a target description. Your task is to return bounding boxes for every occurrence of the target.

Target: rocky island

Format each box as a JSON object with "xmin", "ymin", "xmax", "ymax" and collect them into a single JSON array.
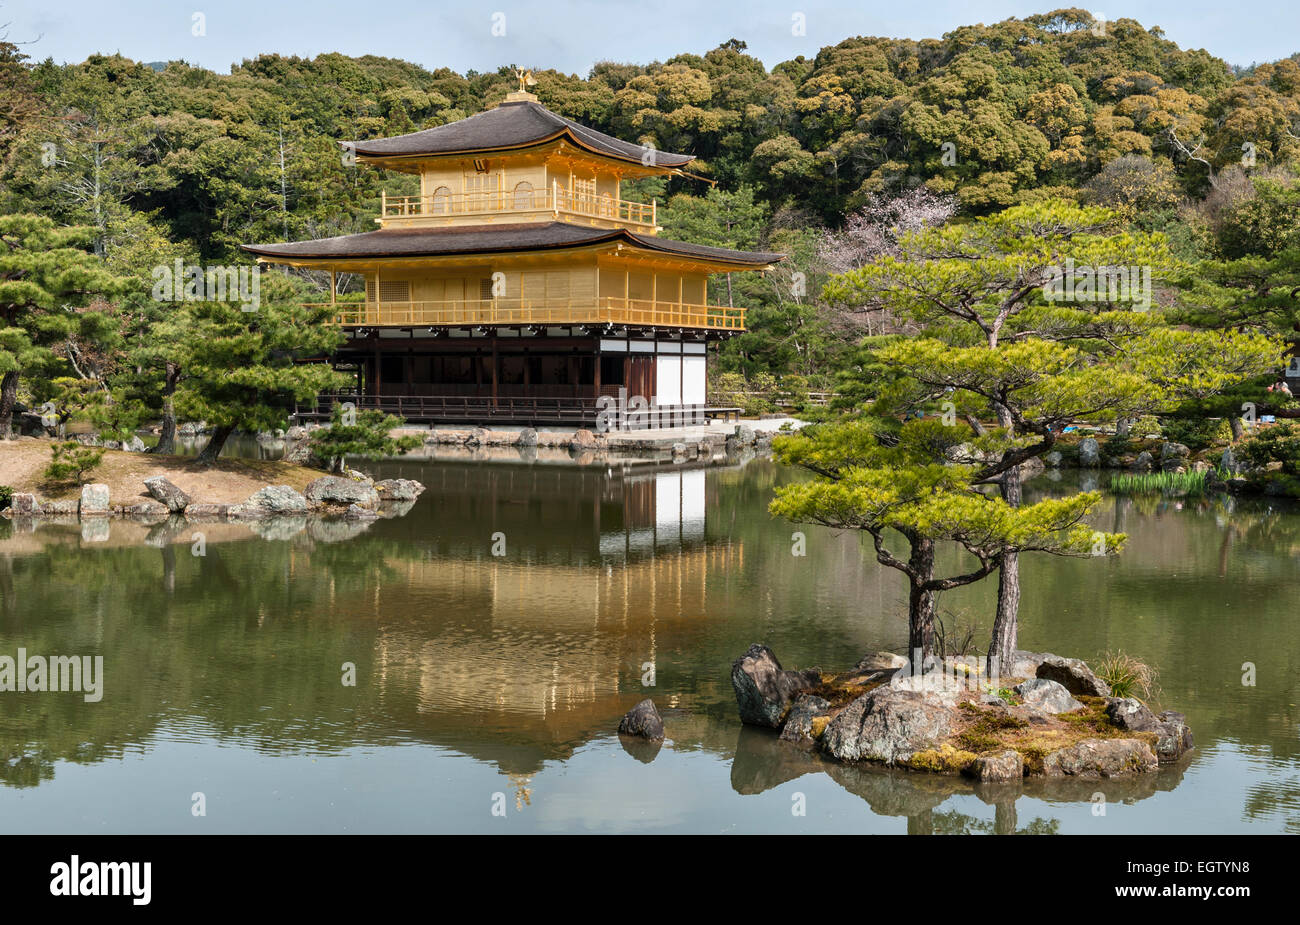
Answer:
[{"xmin": 731, "ymin": 644, "xmax": 1194, "ymax": 782}]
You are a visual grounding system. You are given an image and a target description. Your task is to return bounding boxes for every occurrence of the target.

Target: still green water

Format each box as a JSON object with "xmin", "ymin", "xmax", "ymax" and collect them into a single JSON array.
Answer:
[{"xmin": 1, "ymin": 457, "xmax": 1297, "ymax": 834}]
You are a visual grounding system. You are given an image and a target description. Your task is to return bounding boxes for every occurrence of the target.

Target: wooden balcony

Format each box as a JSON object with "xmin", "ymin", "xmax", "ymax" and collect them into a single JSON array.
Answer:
[
  {"xmin": 313, "ymin": 297, "xmax": 746, "ymax": 331},
  {"xmin": 380, "ymin": 184, "xmax": 656, "ymax": 231}
]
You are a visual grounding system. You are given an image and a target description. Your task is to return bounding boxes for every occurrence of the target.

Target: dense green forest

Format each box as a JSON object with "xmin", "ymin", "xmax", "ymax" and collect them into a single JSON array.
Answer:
[{"xmin": 1, "ymin": 7, "xmax": 1299, "ymax": 397}]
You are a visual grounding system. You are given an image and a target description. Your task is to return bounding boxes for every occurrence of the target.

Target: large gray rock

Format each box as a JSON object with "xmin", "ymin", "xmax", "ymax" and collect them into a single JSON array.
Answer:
[
  {"xmin": 1044, "ymin": 451, "xmax": 1063, "ymax": 468},
  {"xmin": 227, "ymin": 485, "xmax": 309, "ymax": 519},
  {"xmin": 516, "ymin": 428, "xmax": 538, "ymax": 447},
  {"xmin": 375, "ymin": 478, "xmax": 425, "ymax": 502},
  {"xmin": 305, "ymin": 476, "xmax": 379, "ymax": 509},
  {"xmin": 854, "ymin": 651, "xmax": 909, "ymax": 673},
  {"xmin": 1132, "ymin": 451, "xmax": 1154, "ymax": 470},
  {"xmin": 1014, "ymin": 678, "xmax": 1084, "ymax": 714},
  {"xmin": 731, "ymin": 643, "xmax": 819, "ymax": 728},
  {"xmin": 618, "ymin": 698, "xmax": 665, "ymax": 740},
  {"xmin": 38, "ymin": 499, "xmax": 80, "ymax": 515},
  {"xmin": 888, "ymin": 669, "xmax": 967, "ymax": 701},
  {"xmin": 143, "ymin": 476, "xmax": 191, "ymax": 512},
  {"xmin": 1041, "ymin": 738, "xmax": 1158, "ymax": 777},
  {"xmin": 779, "ymin": 694, "xmax": 831, "ymax": 744},
  {"xmin": 1037, "ymin": 655, "xmax": 1110, "ymax": 697},
  {"xmin": 963, "ymin": 750, "xmax": 1024, "ymax": 782},
  {"xmin": 9, "ymin": 492, "xmax": 36, "ymax": 515},
  {"xmin": 1160, "ymin": 441, "xmax": 1191, "ymax": 471},
  {"xmin": 1078, "ymin": 437, "xmax": 1100, "ymax": 467},
  {"xmin": 1007, "ymin": 650, "xmax": 1052, "ymax": 679},
  {"xmin": 1105, "ymin": 699, "xmax": 1194, "ymax": 763},
  {"xmin": 1103, "ymin": 697, "xmax": 1160, "ymax": 732},
  {"xmin": 820, "ymin": 687, "xmax": 956, "ymax": 764},
  {"xmin": 78, "ymin": 483, "xmax": 111, "ymax": 516},
  {"xmin": 183, "ymin": 503, "xmax": 228, "ymax": 520},
  {"xmin": 1153, "ymin": 710, "xmax": 1195, "ymax": 763}
]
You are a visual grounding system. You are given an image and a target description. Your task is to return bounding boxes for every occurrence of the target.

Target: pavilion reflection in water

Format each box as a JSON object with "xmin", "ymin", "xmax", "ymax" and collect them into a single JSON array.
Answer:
[{"xmin": 355, "ymin": 461, "xmax": 743, "ymax": 773}]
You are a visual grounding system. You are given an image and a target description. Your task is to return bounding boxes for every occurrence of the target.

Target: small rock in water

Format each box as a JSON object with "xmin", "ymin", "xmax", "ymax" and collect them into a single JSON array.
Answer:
[
  {"xmin": 1041, "ymin": 738, "xmax": 1157, "ymax": 777},
  {"xmin": 618, "ymin": 698, "xmax": 665, "ymax": 740},
  {"xmin": 305, "ymin": 476, "xmax": 379, "ymax": 509},
  {"xmin": 569, "ymin": 428, "xmax": 599, "ymax": 450},
  {"xmin": 375, "ymin": 478, "xmax": 425, "ymax": 502},
  {"xmin": 963, "ymin": 750, "xmax": 1024, "ymax": 782}
]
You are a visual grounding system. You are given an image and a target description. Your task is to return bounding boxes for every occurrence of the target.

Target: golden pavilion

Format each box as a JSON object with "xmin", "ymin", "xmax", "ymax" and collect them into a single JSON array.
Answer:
[{"xmin": 241, "ymin": 72, "xmax": 780, "ymax": 427}]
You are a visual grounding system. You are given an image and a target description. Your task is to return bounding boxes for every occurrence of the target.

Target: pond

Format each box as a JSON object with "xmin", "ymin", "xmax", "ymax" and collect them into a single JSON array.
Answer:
[{"xmin": 1, "ymin": 457, "xmax": 1297, "ymax": 833}]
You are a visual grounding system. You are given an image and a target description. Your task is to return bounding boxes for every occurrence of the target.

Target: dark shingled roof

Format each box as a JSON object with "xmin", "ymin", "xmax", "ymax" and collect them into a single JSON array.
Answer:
[
  {"xmin": 349, "ymin": 99, "xmax": 694, "ymax": 167},
  {"xmin": 241, "ymin": 222, "xmax": 781, "ymax": 267}
]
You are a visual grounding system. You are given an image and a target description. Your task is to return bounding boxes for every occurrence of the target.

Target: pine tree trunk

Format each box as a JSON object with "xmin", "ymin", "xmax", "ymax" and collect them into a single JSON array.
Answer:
[
  {"xmin": 988, "ymin": 462, "xmax": 1023, "ymax": 674},
  {"xmin": 907, "ymin": 536, "xmax": 938, "ymax": 660},
  {"xmin": 1229, "ymin": 416, "xmax": 1244, "ymax": 442},
  {"xmin": 148, "ymin": 364, "xmax": 180, "ymax": 455},
  {"xmin": 0, "ymin": 370, "xmax": 17, "ymax": 440},
  {"xmin": 195, "ymin": 424, "xmax": 234, "ymax": 466}
]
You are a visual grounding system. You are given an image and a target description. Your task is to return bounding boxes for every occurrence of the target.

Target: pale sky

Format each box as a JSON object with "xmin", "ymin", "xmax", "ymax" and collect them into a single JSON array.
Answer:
[{"xmin": 4, "ymin": 1, "xmax": 1296, "ymax": 74}]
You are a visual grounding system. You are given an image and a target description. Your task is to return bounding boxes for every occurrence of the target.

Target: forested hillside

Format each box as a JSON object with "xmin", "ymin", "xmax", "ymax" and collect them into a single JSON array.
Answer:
[{"xmin": 2, "ymin": 7, "xmax": 1298, "ymax": 384}]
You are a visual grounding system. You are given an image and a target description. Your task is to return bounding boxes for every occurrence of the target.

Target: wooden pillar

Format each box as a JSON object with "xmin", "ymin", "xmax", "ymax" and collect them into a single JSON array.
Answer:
[{"xmin": 490, "ymin": 341, "xmax": 499, "ymax": 406}]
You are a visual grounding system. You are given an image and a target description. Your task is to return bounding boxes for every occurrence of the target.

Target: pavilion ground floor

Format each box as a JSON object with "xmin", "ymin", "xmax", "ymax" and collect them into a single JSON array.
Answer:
[{"xmin": 296, "ymin": 326, "xmax": 737, "ymax": 428}]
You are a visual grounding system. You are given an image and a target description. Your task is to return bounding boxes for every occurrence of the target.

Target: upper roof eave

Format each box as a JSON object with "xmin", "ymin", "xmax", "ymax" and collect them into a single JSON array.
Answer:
[{"xmin": 346, "ymin": 99, "xmax": 694, "ymax": 169}]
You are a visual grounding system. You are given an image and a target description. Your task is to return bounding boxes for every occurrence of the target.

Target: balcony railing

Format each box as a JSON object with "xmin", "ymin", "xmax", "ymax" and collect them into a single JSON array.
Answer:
[
  {"xmin": 380, "ymin": 184, "xmax": 656, "ymax": 229},
  {"xmin": 310, "ymin": 297, "xmax": 745, "ymax": 331}
]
